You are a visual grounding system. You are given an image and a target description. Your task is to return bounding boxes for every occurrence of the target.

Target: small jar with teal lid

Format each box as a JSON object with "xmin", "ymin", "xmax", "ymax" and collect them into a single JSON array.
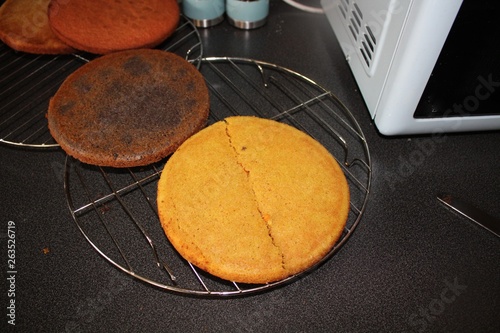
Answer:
[
  {"xmin": 183, "ymin": 0, "xmax": 225, "ymax": 28},
  {"xmin": 226, "ymin": 0, "xmax": 269, "ymax": 29}
]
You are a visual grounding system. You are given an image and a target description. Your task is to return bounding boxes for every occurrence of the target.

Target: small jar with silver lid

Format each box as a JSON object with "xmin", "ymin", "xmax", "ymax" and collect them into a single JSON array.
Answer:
[
  {"xmin": 183, "ymin": 0, "xmax": 225, "ymax": 28},
  {"xmin": 226, "ymin": 0, "xmax": 269, "ymax": 29}
]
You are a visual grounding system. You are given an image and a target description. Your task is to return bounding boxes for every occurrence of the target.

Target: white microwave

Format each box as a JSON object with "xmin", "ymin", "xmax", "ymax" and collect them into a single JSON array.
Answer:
[{"xmin": 321, "ymin": 0, "xmax": 500, "ymax": 135}]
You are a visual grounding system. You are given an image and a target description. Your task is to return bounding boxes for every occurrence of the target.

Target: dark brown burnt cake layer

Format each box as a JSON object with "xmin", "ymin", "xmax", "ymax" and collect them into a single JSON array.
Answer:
[{"xmin": 47, "ymin": 49, "xmax": 209, "ymax": 168}]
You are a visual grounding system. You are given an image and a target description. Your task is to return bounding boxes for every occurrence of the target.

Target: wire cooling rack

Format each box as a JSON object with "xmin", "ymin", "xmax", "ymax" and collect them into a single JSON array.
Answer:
[
  {"xmin": 0, "ymin": 15, "xmax": 202, "ymax": 148},
  {"xmin": 64, "ymin": 57, "xmax": 372, "ymax": 297}
]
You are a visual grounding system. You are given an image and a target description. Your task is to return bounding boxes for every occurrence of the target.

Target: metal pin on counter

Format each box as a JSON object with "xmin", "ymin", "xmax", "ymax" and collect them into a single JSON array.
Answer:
[
  {"xmin": 183, "ymin": 0, "xmax": 225, "ymax": 28},
  {"xmin": 226, "ymin": 0, "xmax": 269, "ymax": 29}
]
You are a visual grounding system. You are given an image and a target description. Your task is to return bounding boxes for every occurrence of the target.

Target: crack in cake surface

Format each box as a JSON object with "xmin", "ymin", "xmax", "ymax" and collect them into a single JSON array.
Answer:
[{"xmin": 224, "ymin": 121, "xmax": 286, "ymax": 271}]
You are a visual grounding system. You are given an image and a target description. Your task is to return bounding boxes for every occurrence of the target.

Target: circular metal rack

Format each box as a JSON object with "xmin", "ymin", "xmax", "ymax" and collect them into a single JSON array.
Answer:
[
  {"xmin": 64, "ymin": 57, "xmax": 372, "ymax": 297},
  {"xmin": 0, "ymin": 15, "xmax": 202, "ymax": 148}
]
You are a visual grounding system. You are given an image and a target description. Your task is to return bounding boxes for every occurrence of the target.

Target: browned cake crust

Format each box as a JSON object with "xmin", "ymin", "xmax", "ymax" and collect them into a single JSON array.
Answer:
[
  {"xmin": 157, "ymin": 116, "xmax": 350, "ymax": 284},
  {"xmin": 47, "ymin": 49, "xmax": 209, "ymax": 168},
  {"xmin": 47, "ymin": 0, "xmax": 180, "ymax": 54},
  {"xmin": 0, "ymin": 0, "xmax": 75, "ymax": 54}
]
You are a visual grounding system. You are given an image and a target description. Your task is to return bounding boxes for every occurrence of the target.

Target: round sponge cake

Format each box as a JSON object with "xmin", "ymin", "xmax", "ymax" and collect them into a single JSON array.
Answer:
[
  {"xmin": 47, "ymin": 49, "xmax": 209, "ymax": 168},
  {"xmin": 157, "ymin": 116, "xmax": 350, "ymax": 284},
  {"xmin": 0, "ymin": 0, "xmax": 75, "ymax": 54},
  {"xmin": 47, "ymin": 0, "xmax": 180, "ymax": 54}
]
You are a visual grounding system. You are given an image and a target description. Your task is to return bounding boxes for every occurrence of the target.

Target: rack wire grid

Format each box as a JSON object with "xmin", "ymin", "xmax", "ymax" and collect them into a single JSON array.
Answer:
[
  {"xmin": 0, "ymin": 15, "xmax": 202, "ymax": 148},
  {"xmin": 64, "ymin": 57, "xmax": 372, "ymax": 297}
]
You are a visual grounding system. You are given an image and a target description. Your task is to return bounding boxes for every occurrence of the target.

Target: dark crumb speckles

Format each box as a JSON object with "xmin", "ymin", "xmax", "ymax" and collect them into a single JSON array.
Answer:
[
  {"xmin": 186, "ymin": 81, "xmax": 195, "ymax": 92},
  {"xmin": 122, "ymin": 55, "xmax": 152, "ymax": 77},
  {"xmin": 97, "ymin": 68, "xmax": 115, "ymax": 81},
  {"xmin": 99, "ymin": 204, "xmax": 111, "ymax": 215},
  {"xmin": 176, "ymin": 67, "xmax": 188, "ymax": 78},
  {"xmin": 58, "ymin": 101, "xmax": 76, "ymax": 115},
  {"xmin": 182, "ymin": 97, "xmax": 196, "ymax": 109},
  {"xmin": 72, "ymin": 76, "xmax": 92, "ymax": 94},
  {"xmin": 105, "ymin": 79, "xmax": 130, "ymax": 99},
  {"xmin": 122, "ymin": 134, "xmax": 133, "ymax": 145}
]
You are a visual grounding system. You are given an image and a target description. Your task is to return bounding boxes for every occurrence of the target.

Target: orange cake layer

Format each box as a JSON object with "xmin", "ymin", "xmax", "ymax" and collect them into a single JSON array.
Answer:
[{"xmin": 48, "ymin": 0, "xmax": 180, "ymax": 54}]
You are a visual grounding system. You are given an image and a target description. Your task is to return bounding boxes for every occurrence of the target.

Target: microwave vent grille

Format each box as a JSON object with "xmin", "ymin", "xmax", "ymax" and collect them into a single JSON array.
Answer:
[{"xmin": 339, "ymin": 0, "xmax": 377, "ymax": 69}]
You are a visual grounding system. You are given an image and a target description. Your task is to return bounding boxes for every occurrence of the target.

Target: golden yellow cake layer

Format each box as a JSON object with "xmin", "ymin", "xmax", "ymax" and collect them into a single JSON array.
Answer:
[{"xmin": 157, "ymin": 116, "xmax": 350, "ymax": 284}]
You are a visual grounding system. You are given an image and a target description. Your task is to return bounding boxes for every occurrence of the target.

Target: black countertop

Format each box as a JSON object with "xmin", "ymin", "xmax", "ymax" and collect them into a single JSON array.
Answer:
[{"xmin": 1, "ymin": 1, "xmax": 499, "ymax": 332}]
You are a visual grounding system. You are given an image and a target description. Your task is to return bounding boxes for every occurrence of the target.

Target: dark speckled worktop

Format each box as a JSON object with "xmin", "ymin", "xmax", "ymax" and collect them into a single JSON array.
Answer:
[{"xmin": 1, "ymin": 1, "xmax": 499, "ymax": 332}]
